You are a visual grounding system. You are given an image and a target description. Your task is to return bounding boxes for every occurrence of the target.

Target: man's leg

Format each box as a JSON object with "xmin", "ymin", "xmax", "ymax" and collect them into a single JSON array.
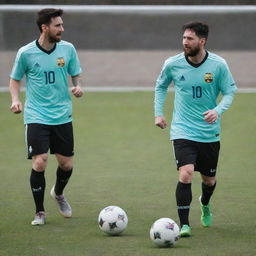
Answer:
[
  {"xmin": 54, "ymin": 154, "xmax": 73, "ymax": 195},
  {"xmin": 201, "ymin": 175, "xmax": 216, "ymax": 205},
  {"xmin": 200, "ymin": 175, "xmax": 216, "ymax": 227},
  {"xmin": 30, "ymin": 153, "xmax": 48, "ymax": 225},
  {"xmin": 50, "ymin": 154, "xmax": 73, "ymax": 217},
  {"xmin": 176, "ymin": 164, "xmax": 194, "ymax": 237},
  {"xmin": 198, "ymin": 141, "xmax": 220, "ymax": 227}
]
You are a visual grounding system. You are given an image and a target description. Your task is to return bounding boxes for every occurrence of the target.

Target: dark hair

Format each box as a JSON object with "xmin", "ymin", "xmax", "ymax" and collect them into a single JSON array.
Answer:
[
  {"xmin": 36, "ymin": 8, "xmax": 63, "ymax": 32},
  {"xmin": 182, "ymin": 22, "xmax": 209, "ymax": 39}
]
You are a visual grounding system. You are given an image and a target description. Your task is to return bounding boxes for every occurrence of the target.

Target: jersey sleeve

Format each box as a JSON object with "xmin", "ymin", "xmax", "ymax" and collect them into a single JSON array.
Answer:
[
  {"xmin": 214, "ymin": 61, "xmax": 237, "ymax": 115},
  {"xmin": 68, "ymin": 44, "xmax": 82, "ymax": 76},
  {"xmin": 218, "ymin": 60, "xmax": 237, "ymax": 95},
  {"xmin": 10, "ymin": 49, "xmax": 26, "ymax": 80},
  {"xmin": 154, "ymin": 60, "xmax": 173, "ymax": 116}
]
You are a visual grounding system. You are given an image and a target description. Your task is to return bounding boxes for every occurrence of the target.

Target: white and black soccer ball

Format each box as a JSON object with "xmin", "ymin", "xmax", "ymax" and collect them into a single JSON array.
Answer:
[
  {"xmin": 150, "ymin": 218, "xmax": 180, "ymax": 247},
  {"xmin": 98, "ymin": 206, "xmax": 128, "ymax": 235}
]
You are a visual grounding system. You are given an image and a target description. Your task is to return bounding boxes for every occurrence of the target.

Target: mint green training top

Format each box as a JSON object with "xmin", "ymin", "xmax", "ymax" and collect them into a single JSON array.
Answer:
[
  {"xmin": 10, "ymin": 40, "xmax": 82, "ymax": 125},
  {"xmin": 154, "ymin": 51, "xmax": 237, "ymax": 142}
]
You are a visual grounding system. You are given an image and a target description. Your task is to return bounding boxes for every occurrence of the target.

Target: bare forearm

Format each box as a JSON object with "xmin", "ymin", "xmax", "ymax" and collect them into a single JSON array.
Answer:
[
  {"xmin": 71, "ymin": 74, "xmax": 83, "ymax": 98},
  {"xmin": 71, "ymin": 74, "xmax": 82, "ymax": 88},
  {"xmin": 9, "ymin": 79, "xmax": 21, "ymax": 101},
  {"xmin": 9, "ymin": 79, "xmax": 22, "ymax": 113}
]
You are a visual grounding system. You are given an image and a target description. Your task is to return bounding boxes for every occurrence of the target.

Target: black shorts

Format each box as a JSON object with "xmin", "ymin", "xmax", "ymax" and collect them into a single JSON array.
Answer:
[
  {"xmin": 25, "ymin": 122, "xmax": 74, "ymax": 159},
  {"xmin": 172, "ymin": 139, "xmax": 220, "ymax": 177}
]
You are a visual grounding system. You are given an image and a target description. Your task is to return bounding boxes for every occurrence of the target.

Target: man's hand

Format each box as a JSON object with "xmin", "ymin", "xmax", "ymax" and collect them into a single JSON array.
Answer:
[
  {"xmin": 155, "ymin": 116, "xmax": 167, "ymax": 129},
  {"xmin": 10, "ymin": 100, "xmax": 22, "ymax": 114},
  {"xmin": 203, "ymin": 110, "xmax": 218, "ymax": 124},
  {"xmin": 71, "ymin": 85, "xmax": 83, "ymax": 98}
]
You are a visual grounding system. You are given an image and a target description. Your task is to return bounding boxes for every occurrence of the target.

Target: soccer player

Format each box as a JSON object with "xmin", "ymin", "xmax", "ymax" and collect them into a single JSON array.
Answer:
[
  {"xmin": 9, "ymin": 8, "xmax": 83, "ymax": 225},
  {"xmin": 154, "ymin": 22, "xmax": 237, "ymax": 237}
]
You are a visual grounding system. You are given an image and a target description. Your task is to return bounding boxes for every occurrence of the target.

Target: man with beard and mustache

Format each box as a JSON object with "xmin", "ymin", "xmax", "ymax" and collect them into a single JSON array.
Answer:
[
  {"xmin": 154, "ymin": 22, "xmax": 237, "ymax": 237},
  {"xmin": 9, "ymin": 8, "xmax": 83, "ymax": 225}
]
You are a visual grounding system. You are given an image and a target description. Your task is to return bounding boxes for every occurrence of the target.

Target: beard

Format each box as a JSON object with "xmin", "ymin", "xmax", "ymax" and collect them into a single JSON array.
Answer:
[
  {"xmin": 48, "ymin": 33, "xmax": 61, "ymax": 43},
  {"xmin": 183, "ymin": 45, "xmax": 200, "ymax": 57}
]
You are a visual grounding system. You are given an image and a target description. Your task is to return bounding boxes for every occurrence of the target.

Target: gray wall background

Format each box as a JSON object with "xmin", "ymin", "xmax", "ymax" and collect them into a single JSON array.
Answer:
[
  {"xmin": 1, "ymin": 0, "xmax": 256, "ymax": 5},
  {"xmin": 0, "ymin": 6, "xmax": 256, "ymax": 50},
  {"xmin": 1, "ymin": 5, "xmax": 255, "ymax": 89}
]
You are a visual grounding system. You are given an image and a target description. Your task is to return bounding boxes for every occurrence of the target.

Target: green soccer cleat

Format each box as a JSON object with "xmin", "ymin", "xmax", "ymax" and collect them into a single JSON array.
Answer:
[
  {"xmin": 199, "ymin": 196, "xmax": 212, "ymax": 227},
  {"xmin": 180, "ymin": 224, "xmax": 192, "ymax": 237}
]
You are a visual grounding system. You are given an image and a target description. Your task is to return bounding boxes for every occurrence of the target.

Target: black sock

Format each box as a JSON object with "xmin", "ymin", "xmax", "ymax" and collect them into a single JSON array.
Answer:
[
  {"xmin": 30, "ymin": 169, "xmax": 45, "ymax": 213},
  {"xmin": 176, "ymin": 182, "xmax": 192, "ymax": 227},
  {"xmin": 201, "ymin": 182, "xmax": 216, "ymax": 205},
  {"xmin": 54, "ymin": 166, "xmax": 73, "ymax": 196}
]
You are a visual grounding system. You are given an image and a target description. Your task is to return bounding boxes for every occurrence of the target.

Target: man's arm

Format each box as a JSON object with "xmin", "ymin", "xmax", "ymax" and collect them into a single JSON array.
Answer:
[
  {"xmin": 214, "ymin": 93, "xmax": 235, "ymax": 116},
  {"xmin": 154, "ymin": 61, "xmax": 172, "ymax": 129},
  {"xmin": 71, "ymin": 74, "xmax": 83, "ymax": 98},
  {"xmin": 203, "ymin": 92, "xmax": 236, "ymax": 124},
  {"xmin": 9, "ymin": 78, "xmax": 22, "ymax": 114}
]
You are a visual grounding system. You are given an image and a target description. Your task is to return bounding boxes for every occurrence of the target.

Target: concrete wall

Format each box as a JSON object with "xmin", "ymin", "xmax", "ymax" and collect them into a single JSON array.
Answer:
[
  {"xmin": 0, "ymin": 6, "xmax": 256, "ymax": 50},
  {"xmin": 1, "ymin": 0, "xmax": 256, "ymax": 5},
  {"xmin": 1, "ymin": 6, "xmax": 255, "ymax": 89}
]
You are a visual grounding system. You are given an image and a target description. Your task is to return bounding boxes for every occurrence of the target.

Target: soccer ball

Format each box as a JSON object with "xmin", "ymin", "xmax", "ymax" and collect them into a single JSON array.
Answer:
[
  {"xmin": 98, "ymin": 206, "xmax": 128, "ymax": 235},
  {"xmin": 150, "ymin": 218, "xmax": 180, "ymax": 247}
]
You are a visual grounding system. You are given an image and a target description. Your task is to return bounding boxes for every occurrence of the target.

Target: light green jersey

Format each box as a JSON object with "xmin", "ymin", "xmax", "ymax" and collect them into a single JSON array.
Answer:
[
  {"xmin": 10, "ymin": 40, "xmax": 82, "ymax": 125},
  {"xmin": 154, "ymin": 51, "xmax": 237, "ymax": 142}
]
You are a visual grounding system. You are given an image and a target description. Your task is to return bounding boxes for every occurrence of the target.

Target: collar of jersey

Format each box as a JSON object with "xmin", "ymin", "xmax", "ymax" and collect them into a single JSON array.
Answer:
[
  {"xmin": 185, "ymin": 51, "xmax": 208, "ymax": 68},
  {"xmin": 36, "ymin": 39, "xmax": 57, "ymax": 55}
]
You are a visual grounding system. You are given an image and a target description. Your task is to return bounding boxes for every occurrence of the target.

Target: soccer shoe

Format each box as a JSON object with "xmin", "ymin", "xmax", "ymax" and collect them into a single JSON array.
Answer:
[
  {"xmin": 31, "ymin": 211, "xmax": 46, "ymax": 225},
  {"xmin": 180, "ymin": 224, "xmax": 192, "ymax": 237},
  {"xmin": 50, "ymin": 186, "xmax": 72, "ymax": 218},
  {"xmin": 199, "ymin": 196, "xmax": 212, "ymax": 227}
]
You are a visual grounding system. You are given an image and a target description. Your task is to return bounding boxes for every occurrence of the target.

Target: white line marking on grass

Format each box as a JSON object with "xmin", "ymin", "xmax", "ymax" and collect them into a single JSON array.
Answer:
[{"xmin": 1, "ymin": 87, "xmax": 256, "ymax": 93}]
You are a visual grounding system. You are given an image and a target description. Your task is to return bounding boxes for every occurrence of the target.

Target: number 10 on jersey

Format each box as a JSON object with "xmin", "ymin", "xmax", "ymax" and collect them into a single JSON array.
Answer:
[
  {"xmin": 44, "ymin": 71, "xmax": 55, "ymax": 84},
  {"xmin": 192, "ymin": 86, "xmax": 202, "ymax": 98}
]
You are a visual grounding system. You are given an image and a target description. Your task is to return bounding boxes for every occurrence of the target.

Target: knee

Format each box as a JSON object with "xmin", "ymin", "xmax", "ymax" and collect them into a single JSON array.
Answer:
[
  {"xmin": 32, "ymin": 154, "xmax": 48, "ymax": 171},
  {"xmin": 56, "ymin": 154, "xmax": 73, "ymax": 171},
  {"xmin": 203, "ymin": 178, "xmax": 216, "ymax": 187},
  {"xmin": 179, "ymin": 165, "xmax": 194, "ymax": 183},
  {"xmin": 58, "ymin": 161, "xmax": 73, "ymax": 171}
]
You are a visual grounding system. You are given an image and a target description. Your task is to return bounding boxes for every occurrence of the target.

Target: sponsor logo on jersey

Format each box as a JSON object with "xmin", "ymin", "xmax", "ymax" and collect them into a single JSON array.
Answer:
[
  {"xmin": 57, "ymin": 57, "xmax": 65, "ymax": 67},
  {"xmin": 204, "ymin": 73, "xmax": 213, "ymax": 83}
]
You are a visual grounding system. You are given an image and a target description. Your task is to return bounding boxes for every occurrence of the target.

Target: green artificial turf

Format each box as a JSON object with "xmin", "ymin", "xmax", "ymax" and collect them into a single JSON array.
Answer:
[{"xmin": 0, "ymin": 91, "xmax": 255, "ymax": 256}]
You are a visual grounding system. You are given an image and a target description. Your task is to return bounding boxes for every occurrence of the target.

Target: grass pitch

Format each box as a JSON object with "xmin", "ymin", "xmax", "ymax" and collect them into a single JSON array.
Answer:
[{"xmin": 0, "ymin": 91, "xmax": 255, "ymax": 256}]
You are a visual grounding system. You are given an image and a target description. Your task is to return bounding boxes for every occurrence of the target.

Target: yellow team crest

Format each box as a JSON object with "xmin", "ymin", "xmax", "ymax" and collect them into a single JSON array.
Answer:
[
  {"xmin": 204, "ymin": 73, "xmax": 213, "ymax": 83},
  {"xmin": 57, "ymin": 57, "xmax": 65, "ymax": 67}
]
